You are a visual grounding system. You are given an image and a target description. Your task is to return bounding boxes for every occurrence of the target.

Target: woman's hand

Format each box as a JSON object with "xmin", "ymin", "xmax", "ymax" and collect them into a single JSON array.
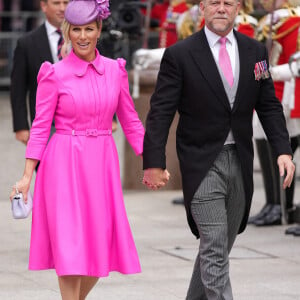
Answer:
[
  {"xmin": 9, "ymin": 158, "xmax": 38, "ymax": 203},
  {"xmin": 10, "ymin": 175, "xmax": 31, "ymax": 203}
]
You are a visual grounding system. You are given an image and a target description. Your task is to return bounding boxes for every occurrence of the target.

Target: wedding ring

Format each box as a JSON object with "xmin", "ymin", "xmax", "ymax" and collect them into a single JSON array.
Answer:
[{"xmin": 15, "ymin": 182, "xmax": 19, "ymax": 194}]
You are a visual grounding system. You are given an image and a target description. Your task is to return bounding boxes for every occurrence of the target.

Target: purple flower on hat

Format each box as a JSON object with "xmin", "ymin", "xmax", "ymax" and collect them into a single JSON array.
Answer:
[{"xmin": 95, "ymin": 0, "xmax": 110, "ymax": 20}]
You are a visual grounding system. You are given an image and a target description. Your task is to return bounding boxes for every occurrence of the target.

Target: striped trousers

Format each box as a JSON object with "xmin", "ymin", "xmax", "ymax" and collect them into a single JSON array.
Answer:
[{"xmin": 186, "ymin": 145, "xmax": 246, "ymax": 300}]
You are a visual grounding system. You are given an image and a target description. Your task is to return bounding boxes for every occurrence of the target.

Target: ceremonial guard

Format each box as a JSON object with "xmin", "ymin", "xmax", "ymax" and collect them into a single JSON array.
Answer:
[
  {"xmin": 234, "ymin": 0, "xmax": 258, "ymax": 38},
  {"xmin": 176, "ymin": 1, "xmax": 204, "ymax": 40},
  {"xmin": 249, "ymin": 0, "xmax": 300, "ymax": 227},
  {"xmin": 159, "ymin": 0, "xmax": 189, "ymax": 48}
]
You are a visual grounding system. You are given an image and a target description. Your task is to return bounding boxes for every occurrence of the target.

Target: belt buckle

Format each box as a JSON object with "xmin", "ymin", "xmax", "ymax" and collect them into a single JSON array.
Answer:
[{"xmin": 86, "ymin": 129, "xmax": 98, "ymax": 136}]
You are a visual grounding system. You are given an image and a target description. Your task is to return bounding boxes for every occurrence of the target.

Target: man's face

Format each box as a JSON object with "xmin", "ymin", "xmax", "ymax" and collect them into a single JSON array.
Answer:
[
  {"xmin": 200, "ymin": 0, "xmax": 240, "ymax": 36},
  {"xmin": 41, "ymin": 0, "xmax": 69, "ymax": 28}
]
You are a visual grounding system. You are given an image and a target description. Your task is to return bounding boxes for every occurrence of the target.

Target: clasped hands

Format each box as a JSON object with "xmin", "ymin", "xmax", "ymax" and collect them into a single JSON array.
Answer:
[{"xmin": 143, "ymin": 168, "xmax": 170, "ymax": 190}]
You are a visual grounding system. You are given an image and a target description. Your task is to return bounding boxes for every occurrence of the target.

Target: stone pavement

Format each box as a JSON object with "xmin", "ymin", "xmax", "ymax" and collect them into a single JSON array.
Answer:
[{"xmin": 1, "ymin": 92, "xmax": 300, "ymax": 300}]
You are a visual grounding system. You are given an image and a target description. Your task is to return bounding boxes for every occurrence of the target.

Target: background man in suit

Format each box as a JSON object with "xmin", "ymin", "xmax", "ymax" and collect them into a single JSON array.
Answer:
[
  {"xmin": 142, "ymin": 0, "xmax": 295, "ymax": 298},
  {"xmin": 249, "ymin": 0, "xmax": 300, "ymax": 227},
  {"xmin": 10, "ymin": 0, "xmax": 68, "ymax": 145}
]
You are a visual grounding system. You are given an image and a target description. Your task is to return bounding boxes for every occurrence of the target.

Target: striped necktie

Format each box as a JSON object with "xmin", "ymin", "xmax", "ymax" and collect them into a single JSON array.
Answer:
[{"xmin": 56, "ymin": 29, "xmax": 64, "ymax": 60}]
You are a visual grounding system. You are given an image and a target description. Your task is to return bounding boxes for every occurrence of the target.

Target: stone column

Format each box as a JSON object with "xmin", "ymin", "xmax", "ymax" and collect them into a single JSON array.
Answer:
[{"xmin": 123, "ymin": 68, "xmax": 182, "ymax": 190}]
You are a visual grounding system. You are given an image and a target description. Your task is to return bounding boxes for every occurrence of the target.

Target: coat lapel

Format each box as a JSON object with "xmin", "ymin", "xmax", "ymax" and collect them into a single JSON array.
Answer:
[
  {"xmin": 232, "ymin": 31, "xmax": 256, "ymax": 113},
  {"xmin": 34, "ymin": 24, "xmax": 53, "ymax": 63},
  {"xmin": 188, "ymin": 30, "xmax": 231, "ymax": 111}
]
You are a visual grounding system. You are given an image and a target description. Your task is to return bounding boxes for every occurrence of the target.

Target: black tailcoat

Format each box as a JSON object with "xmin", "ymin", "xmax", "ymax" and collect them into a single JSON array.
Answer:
[
  {"xmin": 143, "ymin": 29, "xmax": 292, "ymax": 238},
  {"xmin": 10, "ymin": 24, "xmax": 53, "ymax": 131}
]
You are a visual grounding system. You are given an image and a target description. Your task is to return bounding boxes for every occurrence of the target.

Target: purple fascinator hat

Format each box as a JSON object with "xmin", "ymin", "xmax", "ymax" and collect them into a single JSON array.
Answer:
[{"xmin": 65, "ymin": 0, "xmax": 110, "ymax": 25}]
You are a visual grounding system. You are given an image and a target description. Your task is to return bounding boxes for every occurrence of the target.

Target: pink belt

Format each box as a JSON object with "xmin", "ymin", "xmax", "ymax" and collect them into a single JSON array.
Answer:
[{"xmin": 56, "ymin": 129, "xmax": 112, "ymax": 136}]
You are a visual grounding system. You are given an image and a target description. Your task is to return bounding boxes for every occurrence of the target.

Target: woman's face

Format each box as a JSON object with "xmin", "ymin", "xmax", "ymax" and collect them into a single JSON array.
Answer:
[{"xmin": 69, "ymin": 21, "xmax": 101, "ymax": 62}]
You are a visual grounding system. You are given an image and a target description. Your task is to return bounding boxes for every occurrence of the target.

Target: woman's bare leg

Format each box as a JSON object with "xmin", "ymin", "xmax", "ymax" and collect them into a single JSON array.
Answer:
[
  {"xmin": 79, "ymin": 276, "xmax": 99, "ymax": 300},
  {"xmin": 58, "ymin": 275, "xmax": 81, "ymax": 300}
]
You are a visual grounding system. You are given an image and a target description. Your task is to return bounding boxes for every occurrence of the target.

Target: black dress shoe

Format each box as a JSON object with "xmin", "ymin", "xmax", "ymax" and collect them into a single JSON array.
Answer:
[
  {"xmin": 248, "ymin": 204, "xmax": 273, "ymax": 224},
  {"xmin": 292, "ymin": 226, "xmax": 300, "ymax": 236},
  {"xmin": 286, "ymin": 225, "xmax": 300, "ymax": 236},
  {"xmin": 172, "ymin": 197, "xmax": 184, "ymax": 205},
  {"xmin": 285, "ymin": 226, "xmax": 298, "ymax": 235},
  {"xmin": 254, "ymin": 205, "xmax": 282, "ymax": 226}
]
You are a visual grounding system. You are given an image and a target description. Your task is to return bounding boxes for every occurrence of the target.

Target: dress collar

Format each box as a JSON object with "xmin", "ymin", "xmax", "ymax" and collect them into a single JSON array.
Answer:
[{"xmin": 68, "ymin": 49, "xmax": 105, "ymax": 77}]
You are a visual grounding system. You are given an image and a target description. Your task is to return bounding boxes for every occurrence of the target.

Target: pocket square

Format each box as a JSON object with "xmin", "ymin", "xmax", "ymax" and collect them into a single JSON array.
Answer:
[{"xmin": 254, "ymin": 60, "xmax": 270, "ymax": 81}]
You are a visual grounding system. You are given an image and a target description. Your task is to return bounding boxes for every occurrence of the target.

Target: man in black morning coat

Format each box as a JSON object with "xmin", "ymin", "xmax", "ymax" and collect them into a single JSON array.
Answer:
[{"xmin": 142, "ymin": 0, "xmax": 295, "ymax": 298}]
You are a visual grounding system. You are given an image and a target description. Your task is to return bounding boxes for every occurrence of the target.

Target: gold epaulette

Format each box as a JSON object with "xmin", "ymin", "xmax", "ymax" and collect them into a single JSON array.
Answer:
[
  {"xmin": 178, "ymin": 16, "xmax": 194, "ymax": 40},
  {"xmin": 171, "ymin": 0, "xmax": 186, "ymax": 7},
  {"xmin": 259, "ymin": 6, "xmax": 300, "ymax": 40},
  {"xmin": 263, "ymin": 17, "xmax": 300, "ymax": 40},
  {"xmin": 235, "ymin": 10, "xmax": 258, "ymax": 25}
]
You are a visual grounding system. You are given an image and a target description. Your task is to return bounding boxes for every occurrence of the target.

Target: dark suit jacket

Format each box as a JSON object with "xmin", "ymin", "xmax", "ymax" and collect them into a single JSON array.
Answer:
[
  {"xmin": 143, "ymin": 29, "xmax": 293, "ymax": 238},
  {"xmin": 10, "ymin": 24, "xmax": 53, "ymax": 132}
]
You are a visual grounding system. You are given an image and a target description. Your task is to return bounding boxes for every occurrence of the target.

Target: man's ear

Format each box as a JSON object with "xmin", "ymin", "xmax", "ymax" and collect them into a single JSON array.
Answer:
[
  {"xmin": 199, "ymin": 0, "xmax": 205, "ymax": 12},
  {"xmin": 40, "ymin": 1, "xmax": 47, "ymax": 13},
  {"xmin": 236, "ymin": 1, "xmax": 241, "ymax": 14}
]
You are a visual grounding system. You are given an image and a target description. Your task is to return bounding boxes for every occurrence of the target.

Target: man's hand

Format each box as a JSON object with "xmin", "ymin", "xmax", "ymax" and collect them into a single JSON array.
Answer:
[
  {"xmin": 112, "ymin": 120, "xmax": 118, "ymax": 133},
  {"xmin": 143, "ymin": 168, "xmax": 170, "ymax": 190},
  {"xmin": 15, "ymin": 130, "xmax": 30, "ymax": 145},
  {"xmin": 277, "ymin": 154, "xmax": 295, "ymax": 189}
]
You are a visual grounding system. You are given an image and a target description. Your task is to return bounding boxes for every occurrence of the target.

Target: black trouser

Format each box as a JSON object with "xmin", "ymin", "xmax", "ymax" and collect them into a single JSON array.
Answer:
[{"xmin": 255, "ymin": 136, "xmax": 299, "ymax": 209}]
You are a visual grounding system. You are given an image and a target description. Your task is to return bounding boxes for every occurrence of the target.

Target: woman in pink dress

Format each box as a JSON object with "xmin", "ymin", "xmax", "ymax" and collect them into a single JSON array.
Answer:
[{"xmin": 10, "ymin": 0, "xmax": 169, "ymax": 299}]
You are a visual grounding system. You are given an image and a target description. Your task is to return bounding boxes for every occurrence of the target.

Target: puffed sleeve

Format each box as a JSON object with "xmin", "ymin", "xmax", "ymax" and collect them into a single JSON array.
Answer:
[
  {"xmin": 25, "ymin": 62, "xmax": 58, "ymax": 160},
  {"xmin": 116, "ymin": 58, "xmax": 145, "ymax": 156}
]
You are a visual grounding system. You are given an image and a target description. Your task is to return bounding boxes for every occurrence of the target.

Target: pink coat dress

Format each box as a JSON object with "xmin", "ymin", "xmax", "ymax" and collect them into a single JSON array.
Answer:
[{"xmin": 25, "ymin": 49, "xmax": 145, "ymax": 277}]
